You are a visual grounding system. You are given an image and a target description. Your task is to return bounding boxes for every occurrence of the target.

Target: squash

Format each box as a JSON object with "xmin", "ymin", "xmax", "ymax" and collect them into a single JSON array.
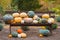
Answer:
[
  {"xmin": 14, "ymin": 17, "xmax": 22, "ymax": 23},
  {"xmin": 21, "ymin": 20, "xmax": 25, "ymax": 24},
  {"xmin": 12, "ymin": 13, "xmax": 19, "ymax": 17},
  {"xmin": 41, "ymin": 26, "xmax": 46, "ymax": 30},
  {"xmin": 33, "ymin": 20, "xmax": 38, "ymax": 24},
  {"xmin": 28, "ymin": 11, "xmax": 35, "ymax": 18},
  {"xmin": 20, "ymin": 12, "xmax": 27, "ymax": 18},
  {"xmin": 11, "ymin": 32, "xmax": 18, "ymax": 37},
  {"xmin": 18, "ymin": 34, "xmax": 21, "ymax": 38},
  {"xmin": 24, "ymin": 18, "xmax": 33, "ymax": 23},
  {"xmin": 48, "ymin": 18, "xmax": 55, "ymax": 24},
  {"xmin": 39, "ymin": 34, "xmax": 43, "ymax": 37},
  {"xmin": 41, "ymin": 18, "xmax": 47, "ymax": 24},
  {"xmin": 8, "ymin": 34, "xmax": 12, "ymax": 38},
  {"xmin": 21, "ymin": 33, "xmax": 27, "ymax": 38},
  {"xmin": 39, "ymin": 29, "xmax": 50, "ymax": 36},
  {"xmin": 17, "ymin": 29, "xmax": 23, "ymax": 34},
  {"xmin": 42, "ymin": 14, "xmax": 49, "ymax": 19},
  {"xmin": 3, "ymin": 14, "xmax": 13, "ymax": 21},
  {"xmin": 0, "ymin": 24, "xmax": 3, "ymax": 31},
  {"xmin": 33, "ymin": 15, "xmax": 39, "ymax": 20}
]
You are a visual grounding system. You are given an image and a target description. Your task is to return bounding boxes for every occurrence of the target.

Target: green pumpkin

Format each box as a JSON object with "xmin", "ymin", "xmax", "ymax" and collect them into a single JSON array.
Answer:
[
  {"xmin": 21, "ymin": 26, "xmax": 29, "ymax": 31},
  {"xmin": 28, "ymin": 11, "xmax": 35, "ymax": 18},
  {"xmin": 39, "ymin": 29, "xmax": 50, "ymax": 36},
  {"xmin": 56, "ymin": 16, "xmax": 60, "ymax": 22},
  {"xmin": 11, "ymin": 32, "xmax": 18, "ymax": 37},
  {"xmin": 0, "ymin": 24, "xmax": 3, "ymax": 31},
  {"xmin": 46, "ymin": 24, "xmax": 58, "ymax": 30},
  {"xmin": 41, "ymin": 18, "xmax": 47, "ymax": 24}
]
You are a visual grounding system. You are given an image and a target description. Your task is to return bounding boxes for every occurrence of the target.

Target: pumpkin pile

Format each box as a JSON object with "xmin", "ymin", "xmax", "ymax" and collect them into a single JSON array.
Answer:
[
  {"xmin": 3, "ymin": 11, "xmax": 55, "ymax": 24},
  {"xmin": 8, "ymin": 29, "xmax": 27, "ymax": 38}
]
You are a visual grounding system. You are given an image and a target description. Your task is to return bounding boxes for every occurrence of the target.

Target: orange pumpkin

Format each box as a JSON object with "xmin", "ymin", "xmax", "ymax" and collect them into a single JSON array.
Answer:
[
  {"xmin": 14, "ymin": 17, "xmax": 22, "ymax": 23},
  {"xmin": 12, "ymin": 13, "xmax": 20, "ymax": 17},
  {"xmin": 17, "ymin": 29, "xmax": 23, "ymax": 34}
]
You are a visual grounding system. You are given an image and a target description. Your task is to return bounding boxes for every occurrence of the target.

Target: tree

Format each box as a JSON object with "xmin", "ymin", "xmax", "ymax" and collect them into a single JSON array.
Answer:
[{"xmin": 11, "ymin": 0, "xmax": 42, "ymax": 11}]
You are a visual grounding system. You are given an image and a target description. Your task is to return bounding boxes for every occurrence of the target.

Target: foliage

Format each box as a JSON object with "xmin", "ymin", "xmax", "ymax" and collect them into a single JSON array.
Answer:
[
  {"xmin": 56, "ymin": 16, "xmax": 60, "ymax": 22},
  {"xmin": 11, "ymin": 0, "xmax": 42, "ymax": 11}
]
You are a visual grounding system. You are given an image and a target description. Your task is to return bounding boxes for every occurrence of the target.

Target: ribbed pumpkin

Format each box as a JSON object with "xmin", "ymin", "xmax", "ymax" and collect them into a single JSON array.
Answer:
[
  {"xmin": 0, "ymin": 24, "xmax": 3, "ymax": 31},
  {"xmin": 3, "ymin": 14, "xmax": 13, "ymax": 21},
  {"xmin": 48, "ymin": 18, "xmax": 55, "ymax": 24},
  {"xmin": 12, "ymin": 13, "xmax": 19, "ymax": 17},
  {"xmin": 33, "ymin": 15, "xmax": 39, "ymax": 20},
  {"xmin": 17, "ymin": 29, "xmax": 23, "ymax": 34},
  {"xmin": 39, "ymin": 29, "xmax": 50, "ymax": 36},
  {"xmin": 11, "ymin": 32, "xmax": 18, "ymax": 37},
  {"xmin": 21, "ymin": 33, "xmax": 27, "ymax": 38},
  {"xmin": 28, "ymin": 11, "xmax": 35, "ymax": 18},
  {"xmin": 20, "ymin": 12, "xmax": 27, "ymax": 18},
  {"xmin": 24, "ymin": 18, "xmax": 33, "ymax": 23},
  {"xmin": 14, "ymin": 17, "xmax": 22, "ymax": 23},
  {"xmin": 42, "ymin": 14, "xmax": 49, "ymax": 19},
  {"xmin": 41, "ymin": 18, "xmax": 47, "ymax": 24}
]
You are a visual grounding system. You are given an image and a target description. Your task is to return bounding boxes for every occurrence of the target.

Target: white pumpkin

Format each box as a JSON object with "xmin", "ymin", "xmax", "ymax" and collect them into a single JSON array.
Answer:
[
  {"xmin": 18, "ymin": 34, "xmax": 21, "ymax": 38},
  {"xmin": 20, "ymin": 12, "xmax": 27, "ymax": 18},
  {"xmin": 21, "ymin": 33, "xmax": 27, "ymax": 38},
  {"xmin": 12, "ymin": 13, "xmax": 19, "ymax": 17},
  {"xmin": 33, "ymin": 20, "xmax": 38, "ymax": 24},
  {"xmin": 21, "ymin": 20, "xmax": 24, "ymax": 24},
  {"xmin": 42, "ymin": 14, "xmax": 49, "ymax": 19},
  {"xmin": 24, "ymin": 18, "xmax": 33, "ymax": 23},
  {"xmin": 48, "ymin": 18, "xmax": 55, "ymax": 23}
]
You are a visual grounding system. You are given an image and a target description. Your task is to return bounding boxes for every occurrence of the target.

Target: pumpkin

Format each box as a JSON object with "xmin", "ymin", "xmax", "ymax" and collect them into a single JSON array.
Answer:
[
  {"xmin": 42, "ymin": 14, "xmax": 49, "ymax": 19},
  {"xmin": 11, "ymin": 32, "xmax": 18, "ymax": 37},
  {"xmin": 18, "ymin": 34, "xmax": 21, "ymax": 38},
  {"xmin": 33, "ymin": 20, "xmax": 38, "ymax": 24},
  {"xmin": 20, "ymin": 12, "xmax": 27, "ymax": 18},
  {"xmin": 21, "ymin": 33, "xmax": 27, "ymax": 38},
  {"xmin": 12, "ymin": 13, "xmax": 19, "ymax": 17},
  {"xmin": 41, "ymin": 18, "xmax": 47, "ymax": 24},
  {"xmin": 21, "ymin": 26, "xmax": 29, "ymax": 31},
  {"xmin": 28, "ymin": 11, "xmax": 35, "ymax": 18},
  {"xmin": 14, "ymin": 17, "xmax": 22, "ymax": 23},
  {"xmin": 24, "ymin": 18, "xmax": 33, "ymax": 23},
  {"xmin": 0, "ymin": 24, "xmax": 3, "ymax": 31},
  {"xmin": 39, "ymin": 34, "xmax": 43, "ymax": 37},
  {"xmin": 33, "ymin": 15, "xmax": 39, "ymax": 20},
  {"xmin": 17, "ymin": 29, "xmax": 23, "ymax": 34},
  {"xmin": 46, "ymin": 24, "xmax": 58, "ymax": 30},
  {"xmin": 56, "ymin": 16, "xmax": 60, "ymax": 22},
  {"xmin": 39, "ymin": 29, "xmax": 50, "ymax": 36},
  {"xmin": 8, "ymin": 34, "xmax": 12, "ymax": 38},
  {"xmin": 41, "ymin": 26, "xmax": 46, "ymax": 29},
  {"xmin": 3, "ymin": 14, "xmax": 13, "ymax": 21},
  {"xmin": 48, "ymin": 18, "xmax": 55, "ymax": 24}
]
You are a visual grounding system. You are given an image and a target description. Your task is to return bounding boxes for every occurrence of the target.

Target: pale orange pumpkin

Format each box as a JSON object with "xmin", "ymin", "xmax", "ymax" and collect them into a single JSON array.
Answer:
[
  {"xmin": 21, "ymin": 33, "xmax": 27, "ymax": 38},
  {"xmin": 12, "ymin": 13, "xmax": 20, "ymax": 17},
  {"xmin": 14, "ymin": 17, "xmax": 22, "ymax": 23},
  {"xmin": 42, "ymin": 14, "xmax": 49, "ymax": 19}
]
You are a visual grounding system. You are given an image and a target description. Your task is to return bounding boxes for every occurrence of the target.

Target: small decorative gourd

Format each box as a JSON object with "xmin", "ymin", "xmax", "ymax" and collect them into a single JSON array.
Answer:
[
  {"xmin": 21, "ymin": 33, "xmax": 27, "ymax": 38},
  {"xmin": 17, "ymin": 29, "xmax": 23, "ymax": 34},
  {"xmin": 33, "ymin": 20, "xmax": 38, "ymax": 24},
  {"xmin": 8, "ymin": 34, "xmax": 12, "ymax": 38},
  {"xmin": 42, "ymin": 14, "xmax": 49, "ymax": 19},
  {"xmin": 0, "ymin": 24, "xmax": 3, "ymax": 31},
  {"xmin": 28, "ymin": 11, "xmax": 35, "ymax": 18},
  {"xmin": 18, "ymin": 34, "xmax": 21, "ymax": 38},
  {"xmin": 21, "ymin": 20, "xmax": 25, "ymax": 24},
  {"xmin": 33, "ymin": 15, "xmax": 39, "ymax": 20},
  {"xmin": 12, "ymin": 13, "xmax": 19, "ymax": 17},
  {"xmin": 20, "ymin": 12, "xmax": 27, "ymax": 18}
]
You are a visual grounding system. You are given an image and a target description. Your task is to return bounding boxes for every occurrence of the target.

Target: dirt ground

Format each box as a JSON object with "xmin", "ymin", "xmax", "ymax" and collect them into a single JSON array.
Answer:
[{"xmin": 0, "ymin": 25, "xmax": 60, "ymax": 40}]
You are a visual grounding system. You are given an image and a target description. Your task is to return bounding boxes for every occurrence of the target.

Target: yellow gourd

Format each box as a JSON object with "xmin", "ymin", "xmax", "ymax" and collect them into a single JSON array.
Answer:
[{"xmin": 8, "ymin": 34, "xmax": 12, "ymax": 38}]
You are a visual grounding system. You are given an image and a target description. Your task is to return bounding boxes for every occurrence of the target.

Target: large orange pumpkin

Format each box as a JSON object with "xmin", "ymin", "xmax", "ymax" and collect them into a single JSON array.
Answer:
[
  {"xmin": 42, "ymin": 14, "xmax": 49, "ymax": 19},
  {"xmin": 17, "ymin": 29, "xmax": 23, "ymax": 34},
  {"xmin": 14, "ymin": 17, "xmax": 22, "ymax": 23},
  {"xmin": 12, "ymin": 13, "xmax": 20, "ymax": 17}
]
